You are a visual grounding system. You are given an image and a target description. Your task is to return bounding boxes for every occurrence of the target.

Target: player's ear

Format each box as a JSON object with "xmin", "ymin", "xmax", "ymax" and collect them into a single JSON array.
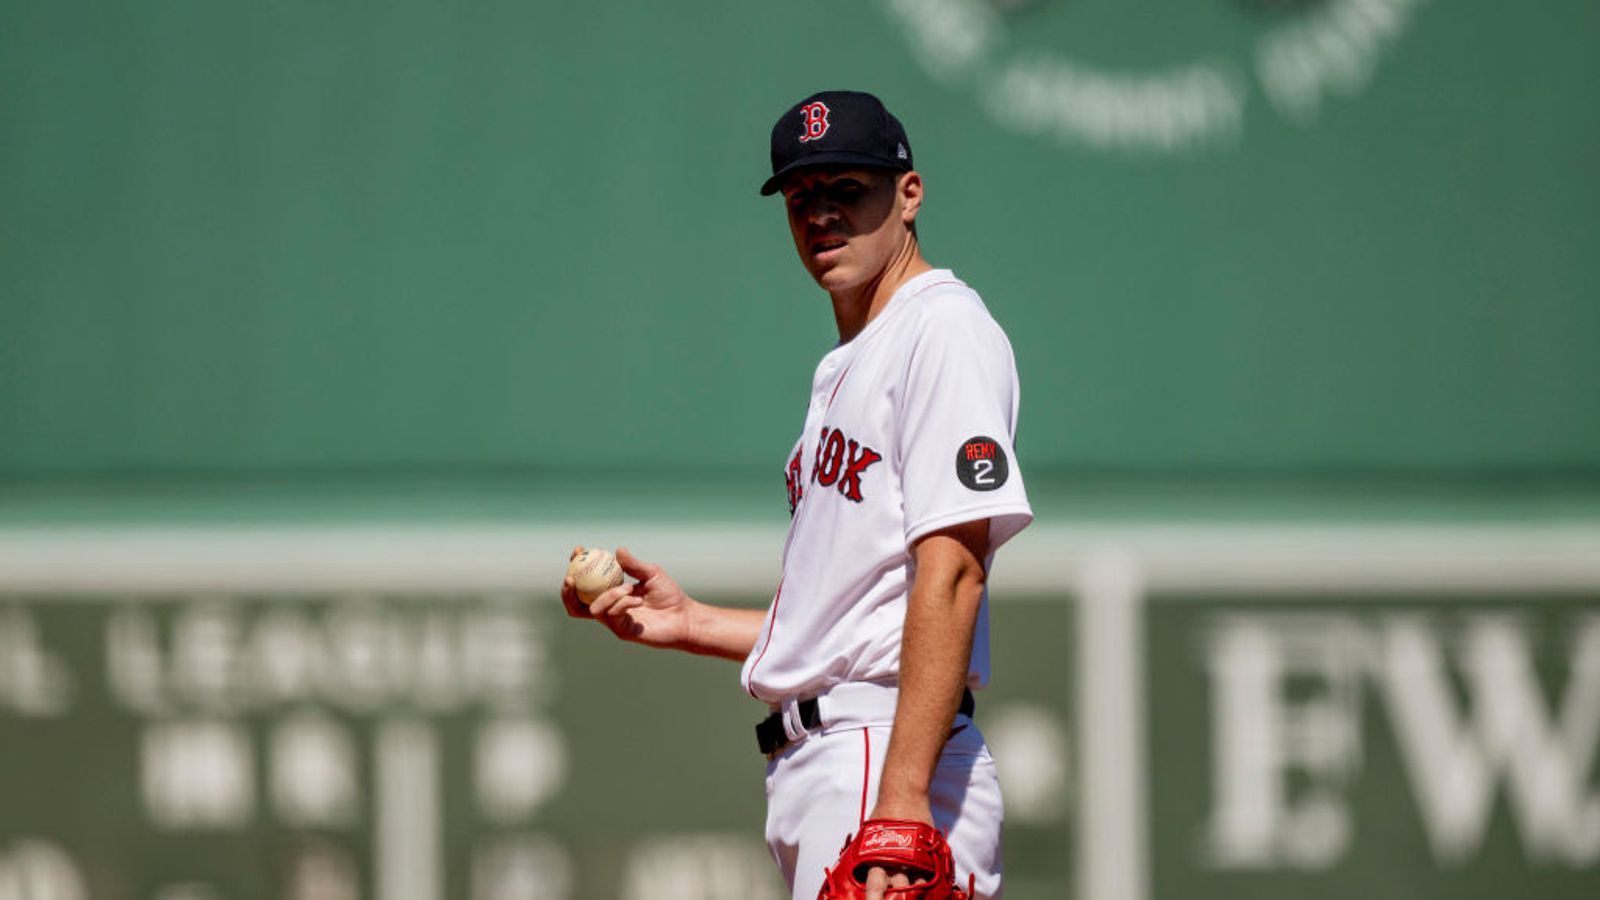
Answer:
[{"xmin": 897, "ymin": 171, "xmax": 923, "ymax": 227}]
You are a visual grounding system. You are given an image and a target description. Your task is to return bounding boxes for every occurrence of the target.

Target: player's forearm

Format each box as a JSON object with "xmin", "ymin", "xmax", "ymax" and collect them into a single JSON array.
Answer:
[
  {"xmin": 874, "ymin": 531, "xmax": 988, "ymax": 819},
  {"xmin": 681, "ymin": 600, "xmax": 767, "ymax": 661}
]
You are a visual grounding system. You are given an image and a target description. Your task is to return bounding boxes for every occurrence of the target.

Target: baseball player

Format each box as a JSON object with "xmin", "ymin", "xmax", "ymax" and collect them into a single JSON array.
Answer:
[{"xmin": 562, "ymin": 90, "xmax": 1031, "ymax": 900}]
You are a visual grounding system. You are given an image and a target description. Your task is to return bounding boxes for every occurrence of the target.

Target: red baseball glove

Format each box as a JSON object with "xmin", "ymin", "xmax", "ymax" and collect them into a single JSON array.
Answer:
[{"xmin": 816, "ymin": 819, "xmax": 973, "ymax": 899}]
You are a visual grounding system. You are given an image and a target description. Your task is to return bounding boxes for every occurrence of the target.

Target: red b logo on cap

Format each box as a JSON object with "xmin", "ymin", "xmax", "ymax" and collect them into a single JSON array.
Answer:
[{"xmin": 798, "ymin": 101, "xmax": 830, "ymax": 143}]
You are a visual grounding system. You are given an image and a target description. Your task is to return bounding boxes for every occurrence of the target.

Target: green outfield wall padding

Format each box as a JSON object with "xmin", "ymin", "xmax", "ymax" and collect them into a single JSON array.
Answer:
[{"xmin": 3, "ymin": 0, "xmax": 1598, "ymax": 477}]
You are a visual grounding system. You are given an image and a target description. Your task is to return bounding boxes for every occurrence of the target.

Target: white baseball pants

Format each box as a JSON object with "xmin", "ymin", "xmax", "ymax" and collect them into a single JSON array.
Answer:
[{"xmin": 763, "ymin": 715, "xmax": 1004, "ymax": 899}]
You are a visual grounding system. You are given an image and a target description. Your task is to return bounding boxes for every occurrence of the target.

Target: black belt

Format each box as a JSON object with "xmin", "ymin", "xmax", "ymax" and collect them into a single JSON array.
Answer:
[{"xmin": 755, "ymin": 687, "xmax": 975, "ymax": 757}]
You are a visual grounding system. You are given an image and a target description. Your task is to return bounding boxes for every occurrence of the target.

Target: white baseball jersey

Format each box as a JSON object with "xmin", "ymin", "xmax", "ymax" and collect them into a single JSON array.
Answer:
[{"xmin": 740, "ymin": 268, "xmax": 1033, "ymax": 704}]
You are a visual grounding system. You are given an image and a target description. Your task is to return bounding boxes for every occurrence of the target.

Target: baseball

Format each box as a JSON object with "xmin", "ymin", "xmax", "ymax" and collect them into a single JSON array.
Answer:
[{"xmin": 567, "ymin": 547, "xmax": 624, "ymax": 605}]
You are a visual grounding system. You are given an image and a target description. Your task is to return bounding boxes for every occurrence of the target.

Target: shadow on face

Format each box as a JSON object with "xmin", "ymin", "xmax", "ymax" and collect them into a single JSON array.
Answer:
[
  {"xmin": 783, "ymin": 167, "xmax": 897, "ymax": 229},
  {"xmin": 780, "ymin": 167, "xmax": 906, "ymax": 285}
]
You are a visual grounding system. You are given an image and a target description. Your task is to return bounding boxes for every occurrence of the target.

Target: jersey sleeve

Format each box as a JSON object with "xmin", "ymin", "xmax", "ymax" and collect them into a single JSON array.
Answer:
[{"xmin": 897, "ymin": 297, "xmax": 1033, "ymax": 553}]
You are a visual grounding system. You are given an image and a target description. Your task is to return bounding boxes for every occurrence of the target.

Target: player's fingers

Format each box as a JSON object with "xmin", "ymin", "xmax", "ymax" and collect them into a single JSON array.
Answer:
[
  {"xmin": 585, "ymin": 583, "xmax": 634, "ymax": 617},
  {"xmin": 614, "ymin": 547, "xmax": 660, "ymax": 581},
  {"xmin": 568, "ymin": 545, "xmax": 583, "ymax": 561},
  {"xmin": 559, "ymin": 578, "xmax": 593, "ymax": 619},
  {"xmin": 601, "ymin": 594, "xmax": 644, "ymax": 618},
  {"xmin": 863, "ymin": 866, "xmax": 889, "ymax": 900}
]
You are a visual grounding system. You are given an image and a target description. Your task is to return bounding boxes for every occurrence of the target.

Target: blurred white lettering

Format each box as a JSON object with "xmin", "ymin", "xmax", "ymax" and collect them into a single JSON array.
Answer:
[
  {"xmin": 1257, "ymin": 0, "xmax": 1428, "ymax": 120},
  {"xmin": 0, "ymin": 608, "xmax": 72, "ymax": 717},
  {"xmin": 0, "ymin": 840, "xmax": 86, "ymax": 900},
  {"xmin": 472, "ymin": 835, "xmax": 574, "ymax": 900},
  {"xmin": 106, "ymin": 608, "xmax": 168, "ymax": 714},
  {"xmin": 270, "ymin": 711, "xmax": 359, "ymax": 827},
  {"xmin": 886, "ymin": 0, "xmax": 997, "ymax": 80},
  {"xmin": 1381, "ymin": 615, "xmax": 1600, "ymax": 865},
  {"xmin": 475, "ymin": 718, "xmax": 567, "ymax": 824},
  {"xmin": 985, "ymin": 57, "xmax": 1245, "ymax": 153},
  {"xmin": 170, "ymin": 600, "xmax": 245, "ymax": 713},
  {"xmin": 105, "ymin": 598, "xmax": 548, "ymax": 714},
  {"xmin": 142, "ymin": 720, "xmax": 255, "ymax": 828},
  {"xmin": 1204, "ymin": 615, "xmax": 1364, "ymax": 868},
  {"xmin": 1205, "ymin": 612, "xmax": 1600, "ymax": 869},
  {"xmin": 619, "ymin": 835, "xmax": 782, "ymax": 900}
]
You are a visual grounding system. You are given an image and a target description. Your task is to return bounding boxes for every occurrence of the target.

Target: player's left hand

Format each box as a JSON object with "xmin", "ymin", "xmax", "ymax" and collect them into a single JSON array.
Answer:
[
  {"xmin": 816, "ymin": 817, "xmax": 968, "ymax": 900},
  {"xmin": 858, "ymin": 796, "xmax": 936, "ymax": 899},
  {"xmin": 863, "ymin": 864, "xmax": 917, "ymax": 899}
]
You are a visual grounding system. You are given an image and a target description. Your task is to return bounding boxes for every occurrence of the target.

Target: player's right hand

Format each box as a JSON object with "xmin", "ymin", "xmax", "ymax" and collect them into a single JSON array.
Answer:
[
  {"xmin": 562, "ymin": 546, "xmax": 694, "ymax": 650},
  {"xmin": 559, "ymin": 546, "xmax": 601, "ymax": 620}
]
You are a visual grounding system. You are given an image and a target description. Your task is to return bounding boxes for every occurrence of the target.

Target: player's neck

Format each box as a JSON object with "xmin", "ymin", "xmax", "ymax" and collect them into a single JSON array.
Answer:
[{"xmin": 830, "ymin": 238, "xmax": 932, "ymax": 343}]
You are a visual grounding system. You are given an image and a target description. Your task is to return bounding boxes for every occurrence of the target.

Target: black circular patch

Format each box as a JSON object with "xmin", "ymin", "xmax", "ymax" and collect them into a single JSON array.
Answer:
[{"xmin": 955, "ymin": 436, "xmax": 1009, "ymax": 491}]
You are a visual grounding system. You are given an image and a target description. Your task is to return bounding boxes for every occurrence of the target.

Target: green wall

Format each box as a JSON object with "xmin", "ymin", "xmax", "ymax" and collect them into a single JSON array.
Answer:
[{"xmin": 4, "ymin": 0, "xmax": 1598, "ymax": 479}]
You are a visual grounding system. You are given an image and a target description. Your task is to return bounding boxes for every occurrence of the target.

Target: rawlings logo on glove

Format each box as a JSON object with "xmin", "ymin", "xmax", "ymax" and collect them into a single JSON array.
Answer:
[
  {"xmin": 863, "ymin": 828, "xmax": 916, "ymax": 851},
  {"xmin": 817, "ymin": 819, "xmax": 973, "ymax": 899}
]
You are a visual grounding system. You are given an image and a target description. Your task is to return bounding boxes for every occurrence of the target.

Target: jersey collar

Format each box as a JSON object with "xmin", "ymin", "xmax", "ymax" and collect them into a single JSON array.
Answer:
[{"xmin": 844, "ymin": 268, "xmax": 957, "ymax": 348}]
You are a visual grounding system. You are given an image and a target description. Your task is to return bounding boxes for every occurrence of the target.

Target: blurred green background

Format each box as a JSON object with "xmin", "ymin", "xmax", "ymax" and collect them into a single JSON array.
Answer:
[{"xmin": 4, "ymin": 0, "xmax": 1597, "ymax": 498}]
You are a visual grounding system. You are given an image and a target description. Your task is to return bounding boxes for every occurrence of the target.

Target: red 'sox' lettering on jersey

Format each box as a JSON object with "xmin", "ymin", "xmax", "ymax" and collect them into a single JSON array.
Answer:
[
  {"xmin": 785, "ymin": 448, "xmax": 805, "ymax": 516},
  {"xmin": 798, "ymin": 101, "xmax": 830, "ymax": 142},
  {"xmin": 814, "ymin": 427, "xmax": 847, "ymax": 487},
  {"xmin": 838, "ymin": 440, "xmax": 882, "ymax": 503},
  {"xmin": 809, "ymin": 427, "xmax": 882, "ymax": 503}
]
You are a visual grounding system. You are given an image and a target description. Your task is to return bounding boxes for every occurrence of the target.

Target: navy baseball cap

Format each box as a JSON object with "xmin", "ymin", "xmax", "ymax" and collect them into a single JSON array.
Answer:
[{"xmin": 760, "ymin": 90, "xmax": 914, "ymax": 196}]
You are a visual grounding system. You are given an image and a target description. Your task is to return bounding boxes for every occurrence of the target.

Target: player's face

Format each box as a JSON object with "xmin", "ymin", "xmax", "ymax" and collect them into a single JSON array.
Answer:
[{"xmin": 780, "ymin": 167, "xmax": 920, "ymax": 293}]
